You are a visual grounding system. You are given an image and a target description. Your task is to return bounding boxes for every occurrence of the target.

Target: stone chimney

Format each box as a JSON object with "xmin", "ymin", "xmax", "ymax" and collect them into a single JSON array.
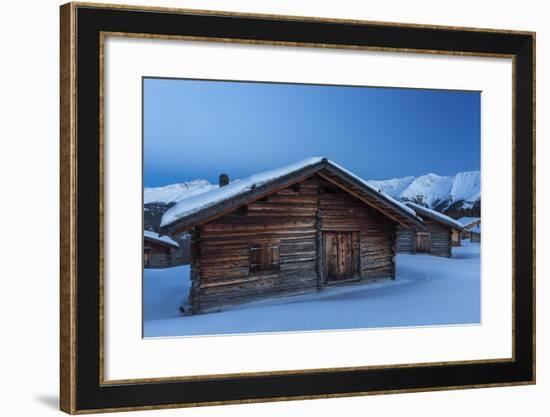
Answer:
[{"xmin": 219, "ymin": 173, "xmax": 229, "ymax": 187}]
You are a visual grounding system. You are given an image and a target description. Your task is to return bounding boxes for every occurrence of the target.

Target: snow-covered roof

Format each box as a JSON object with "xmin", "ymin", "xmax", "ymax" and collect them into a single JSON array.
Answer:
[
  {"xmin": 144, "ymin": 230, "xmax": 179, "ymax": 248},
  {"xmin": 457, "ymin": 217, "xmax": 481, "ymax": 227},
  {"xmin": 405, "ymin": 202, "xmax": 465, "ymax": 231},
  {"xmin": 144, "ymin": 180, "xmax": 217, "ymax": 205},
  {"xmin": 161, "ymin": 157, "xmax": 323, "ymax": 228},
  {"xmin": 470, "ymin": 226, "xmax": 481, "ymax": 234},
  {"xmin": 160, "ymin": 157, "xmax": 423, "ymax": 232}
]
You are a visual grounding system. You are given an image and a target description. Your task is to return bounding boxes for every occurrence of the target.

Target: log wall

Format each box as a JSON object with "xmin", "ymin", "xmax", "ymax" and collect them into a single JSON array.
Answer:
[
  {"xmin": 189, "ymin": 175, "xmax": 398, "ymax": 313},
  {"xmin": 144, "ymin": 241, "xmax": 177, "ymax": 269},
  {"xmin": 396, "ymin": 227, "xmax": 416, "ymax": 253},
  {"xmin": 396, "ymin": 221, "xmax": 452, "ymax": 258},
  {"xmin": 425, "ymin": 220, "xmax": 453, "ymax": 257}
]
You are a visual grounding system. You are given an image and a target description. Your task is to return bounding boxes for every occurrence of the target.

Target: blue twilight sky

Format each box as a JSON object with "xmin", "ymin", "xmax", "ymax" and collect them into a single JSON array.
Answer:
[{"xmin": 143, "ymin": 78, "xmax": 480, "ymax": 187}]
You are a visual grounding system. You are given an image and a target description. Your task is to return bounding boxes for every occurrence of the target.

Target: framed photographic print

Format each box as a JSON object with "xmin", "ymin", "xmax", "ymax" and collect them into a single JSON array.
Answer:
[{"xmin": 59, "ymin": 2, "xmax": 535, "ymax": 414}]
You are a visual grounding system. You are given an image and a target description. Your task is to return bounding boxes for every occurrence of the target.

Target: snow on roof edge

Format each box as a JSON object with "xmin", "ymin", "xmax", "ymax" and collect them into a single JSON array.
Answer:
[
  {"xmin": 457, "ymin": 216, "xmax": 481, "ymax": 226},
  {"xmin": 144, "ymin": 230, "xmax": 180, "ymax": 248},
  {"xmin": 160, "ymin": 157, "xmax": 325, "ymax": 228},
  {"xmin": 405, "ymin": 202, "xmax": 464, "ymax": 230}
]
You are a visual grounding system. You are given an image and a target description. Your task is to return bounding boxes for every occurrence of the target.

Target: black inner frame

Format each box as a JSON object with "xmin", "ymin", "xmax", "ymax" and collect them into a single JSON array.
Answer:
[{"xmin": 74, "ymin": 5, "xmax": 534, "ymax": 411}]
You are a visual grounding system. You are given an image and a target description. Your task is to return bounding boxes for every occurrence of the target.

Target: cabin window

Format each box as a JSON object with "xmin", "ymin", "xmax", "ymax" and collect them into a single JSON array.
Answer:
[
  {"xmin": 291, "ymin": 183, "xmax": 301, "ymax": 193},
  {"xmin": 249, "ymin": 243, "xmax": 280, "ymax": 272}
]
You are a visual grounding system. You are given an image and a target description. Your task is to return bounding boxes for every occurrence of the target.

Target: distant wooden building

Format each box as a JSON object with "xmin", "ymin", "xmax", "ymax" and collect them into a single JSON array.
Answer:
[
  {"xmin": 457, "ymin": 217, "xmax": 481, "ymax": 239},
  {"xmin": 470, "ymin": 225, "xmax": 481, "ymax": 242},
  {"xmin": 451, "ymin": 228, "xmax": 462, "ymax": 247},
  {"xmin": 144, "ymin": 230, "xmax": 180, "ymax": 269},
  {"xmin": 396, "ymin": 202, "xmax": 464, "ymax": 258},
  {"xmin": 160, "ymin": 158, "xmax": 423, "ymax": 314}
]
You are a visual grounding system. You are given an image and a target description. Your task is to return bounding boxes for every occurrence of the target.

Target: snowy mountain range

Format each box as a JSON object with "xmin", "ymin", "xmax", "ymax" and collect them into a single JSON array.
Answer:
[
  {"xmin": 144, "ymin": 170, "xmax": 480, "ymax": 231},
  {"xmin": 367, "ymin": 170, "xmax": 480, "ymax": 216}
]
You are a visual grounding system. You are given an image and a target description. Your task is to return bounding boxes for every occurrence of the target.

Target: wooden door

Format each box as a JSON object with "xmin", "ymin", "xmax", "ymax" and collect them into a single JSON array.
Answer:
[
  {"xmin": 144, "ymin": 249, "xmax": 150, "ymax": 268},
  {"xmin": 416, "ymin": 232, "xmax": 431, "ymax": 253},
  {"xmin": 324, "ymin": 232, "xmax": 360, "ymax": 282}
]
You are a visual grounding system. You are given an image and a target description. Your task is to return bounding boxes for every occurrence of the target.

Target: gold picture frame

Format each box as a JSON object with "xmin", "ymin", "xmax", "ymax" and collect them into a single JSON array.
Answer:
[{"xmin": 60, "ymin": 2, "xmax": 535, "ymax": 414}]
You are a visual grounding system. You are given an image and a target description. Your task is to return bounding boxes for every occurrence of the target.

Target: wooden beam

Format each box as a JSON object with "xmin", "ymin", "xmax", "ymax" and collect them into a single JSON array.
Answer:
[
  {"xmin": 315, "ymin": 209, "xmax": 325, "ymax": 291},
  {"xmin": 321, "ymin": 166, "xmax": 425, "ymax": 229},
  {"xmin": 317, "ymin": 172, "xmax": 411, "ymax": 228},
  {"xmin": 320, "ymin": 172, "xmax": 402, "ymax": 216}
]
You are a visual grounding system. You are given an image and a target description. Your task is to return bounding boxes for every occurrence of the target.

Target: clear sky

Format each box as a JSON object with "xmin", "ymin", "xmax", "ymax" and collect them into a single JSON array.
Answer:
[{"xmin": 143, "ymin": 78, "xmax": 480, "ymax": 187}]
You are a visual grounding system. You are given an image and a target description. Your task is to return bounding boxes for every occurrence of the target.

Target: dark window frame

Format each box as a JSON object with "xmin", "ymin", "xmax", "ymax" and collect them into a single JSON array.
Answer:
[{"xmin": 249, "ymin": 242, "xmax": 280, "ymax": 273}]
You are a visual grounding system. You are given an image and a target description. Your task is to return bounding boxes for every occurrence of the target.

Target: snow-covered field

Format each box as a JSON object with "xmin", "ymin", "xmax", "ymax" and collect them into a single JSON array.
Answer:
[{"xmin": 143, "ymin": 241, "xmax": 480, "ymax": 338}]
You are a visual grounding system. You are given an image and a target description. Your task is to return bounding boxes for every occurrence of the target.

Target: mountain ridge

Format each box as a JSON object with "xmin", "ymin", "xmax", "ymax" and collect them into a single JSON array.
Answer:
[{"xmin": 367, "ymin": 170, "xmax": 480, "ymax": 217}]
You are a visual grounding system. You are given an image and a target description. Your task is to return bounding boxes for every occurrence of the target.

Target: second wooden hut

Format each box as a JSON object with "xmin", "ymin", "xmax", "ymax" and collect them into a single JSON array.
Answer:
[{"xmin": 396, "ymin": 202, "xmax": 464, "ymax": 258}]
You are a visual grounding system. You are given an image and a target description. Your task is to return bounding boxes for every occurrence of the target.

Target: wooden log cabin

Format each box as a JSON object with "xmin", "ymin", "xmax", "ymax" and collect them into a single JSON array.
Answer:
[
  {"xmin": 159, "ymin": 158, "xmax": 424, "ymax": 314},
  {"xmin": 396, "ymin": 202, "xmax": 464, "ymax": 258},
  {"xmin": 143, "ymin": 230, "xmax": 180, "ymax": 268},
  {"xmin": 457, "ymin": 217, "xmax": 481, "ymax": 239},
  {"xmin": 470, "ymin": 225, "xmax": 481, "ymax": 242}
]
